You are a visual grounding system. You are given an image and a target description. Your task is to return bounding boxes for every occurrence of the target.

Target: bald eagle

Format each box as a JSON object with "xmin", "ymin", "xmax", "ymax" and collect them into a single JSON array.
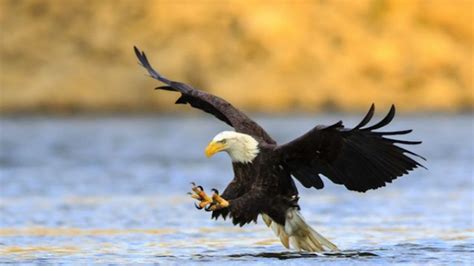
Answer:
[{"xmin": 134, "ymin": 47, "xmax": 425, "ymax": 252}]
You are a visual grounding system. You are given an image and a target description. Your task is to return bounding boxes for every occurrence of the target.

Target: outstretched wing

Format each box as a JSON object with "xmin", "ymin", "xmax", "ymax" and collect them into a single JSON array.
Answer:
[
  {"xmin": 275, "ymin": 104, "xmax": 426, "ymax": 192},
  {"xmin": 134, "ymin": 46, "xmax": 275, "ymax": 144}
]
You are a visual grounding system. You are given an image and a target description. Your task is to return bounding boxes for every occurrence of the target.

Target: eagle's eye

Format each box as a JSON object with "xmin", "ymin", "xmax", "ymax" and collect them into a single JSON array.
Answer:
[{"xmin": 220, "ymin": 139, "xmax": 227, "ymax": 144}]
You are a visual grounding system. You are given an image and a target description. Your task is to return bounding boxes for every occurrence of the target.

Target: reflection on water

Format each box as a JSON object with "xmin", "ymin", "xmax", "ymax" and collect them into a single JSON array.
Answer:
[{"xmin": 0, "ymin": 114, "xmax": 473, "ymax": 264}]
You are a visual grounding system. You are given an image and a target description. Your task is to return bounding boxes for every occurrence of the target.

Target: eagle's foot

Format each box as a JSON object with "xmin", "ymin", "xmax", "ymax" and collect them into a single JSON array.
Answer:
[
  {"xmin": 189, "ymin": 182, "xmax": 212, "ymax": 210},
  {"xmin": 205, "ymin": 189, "xmax": 230, "ymax": 211}
]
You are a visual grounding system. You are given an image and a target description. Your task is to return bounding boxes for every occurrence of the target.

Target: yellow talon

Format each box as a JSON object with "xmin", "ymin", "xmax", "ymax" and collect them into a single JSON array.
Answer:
[
  {"xmin": 206, "ymin": 189, "xmax": 230, "ymax": 211},
  {"xmin": 190, "ymin": 182, "xmax": 213, "ymax": 210},
  {"xmin": 212, "ymin": 193, "xmax": 229, "ymax": 208},
  {"xmin": 190, "ymin": 194, "xmax": 201, "ymax": 200}
]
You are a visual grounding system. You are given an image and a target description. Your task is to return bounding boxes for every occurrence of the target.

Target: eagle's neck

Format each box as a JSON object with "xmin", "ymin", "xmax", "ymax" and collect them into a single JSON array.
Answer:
[{"xmin": 226, "ymin": 134, "xmax": 259, "ymax": 163}]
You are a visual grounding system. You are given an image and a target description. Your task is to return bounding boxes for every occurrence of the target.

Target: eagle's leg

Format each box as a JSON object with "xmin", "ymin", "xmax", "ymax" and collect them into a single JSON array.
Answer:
[
  {"xmin": 205, "ymin": 189, "xmax": 230, "ymax": 211},
  {"xmin": 189, "ymin": 182, "xmax": 213, "ymax": 209}
]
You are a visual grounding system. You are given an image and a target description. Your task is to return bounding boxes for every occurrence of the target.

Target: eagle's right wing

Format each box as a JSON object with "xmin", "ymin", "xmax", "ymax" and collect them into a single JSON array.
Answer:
[{"xmin": 134, "ymin": 47, "xmax": 275, "ymax": 144}]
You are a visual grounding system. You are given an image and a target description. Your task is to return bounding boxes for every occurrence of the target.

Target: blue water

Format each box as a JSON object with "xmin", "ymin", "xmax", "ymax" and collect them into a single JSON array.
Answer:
[{"xmin": 0, "ymin": 114, "xmax": 473, "ymax": 264}]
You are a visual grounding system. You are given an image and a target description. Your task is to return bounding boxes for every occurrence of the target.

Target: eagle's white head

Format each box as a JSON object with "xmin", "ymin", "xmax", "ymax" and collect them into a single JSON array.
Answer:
[{"xmin": 205, "ymin": 131, "xmax": 259, "ymax": 163}]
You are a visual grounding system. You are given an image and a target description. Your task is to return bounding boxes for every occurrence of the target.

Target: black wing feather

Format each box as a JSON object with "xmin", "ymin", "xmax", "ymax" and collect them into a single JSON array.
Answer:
[
  {"xmin": 134, "ymin": 46, "xmax": 275, "ymax": 144},
  {"xmin": 276, "ymin": 104, "xmax": 425, "ymax": 192},
  {"xmin": 353, "ymin": 103, "xmax": 375, "ymax": 129},
  {"xmin": 361, "ymin": 104, "xmax": 395, "ymax": 131}
]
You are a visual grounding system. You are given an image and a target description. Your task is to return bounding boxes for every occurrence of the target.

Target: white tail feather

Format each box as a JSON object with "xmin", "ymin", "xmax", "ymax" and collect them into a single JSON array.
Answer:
[
  {"xmin": 262, "ymin": 214, "xmax": 272, "ymax": 227},
  {"xmin": 262, "ymin": 213, "xmax": 289, "ymax": 248},
  {"xmin": 262, "ymin": 209, "xmax": 339, "ymax": 252}
]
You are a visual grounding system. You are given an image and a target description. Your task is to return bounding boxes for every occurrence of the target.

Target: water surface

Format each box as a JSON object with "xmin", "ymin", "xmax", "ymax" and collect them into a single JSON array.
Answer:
[{"xmin": 0, "ymin": 114, "xmax": 472, "ymax": 264}]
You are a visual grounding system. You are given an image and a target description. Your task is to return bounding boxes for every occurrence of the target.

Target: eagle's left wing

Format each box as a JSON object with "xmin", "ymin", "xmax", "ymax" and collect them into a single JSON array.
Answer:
[{"xmin": 275, "ymin": 104, "xmax": 426, "ymax": 192}]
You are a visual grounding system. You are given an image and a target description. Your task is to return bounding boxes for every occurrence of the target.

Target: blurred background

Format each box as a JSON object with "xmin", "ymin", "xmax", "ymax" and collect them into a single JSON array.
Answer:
[
  {"xmin": 1, "ymin": 0, "xmax": 472, "ymax": 113},
  {"xmin": 0, "ymin": 0, "xmax": 473, "ymax": 264}
]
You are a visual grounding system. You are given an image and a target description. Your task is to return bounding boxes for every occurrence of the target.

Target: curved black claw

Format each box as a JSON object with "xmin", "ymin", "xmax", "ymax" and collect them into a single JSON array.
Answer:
[
  {"xmin": 205, "ymin": 204, "xmax": 214, "ymax": 212},
  {"xmin": 197, "ymin": 185, "xmax": 204, "ymax": 191},
  {"xmin": 211, "ymin": 188, "xmax": 219, "ymax": 194},
  {"xmin": 191, "ymin": 182, "xmax": 196, "ymax": 186},
  {"xmin": 194, "ymin": 203, "xmax": 203, "ymax": 210}
]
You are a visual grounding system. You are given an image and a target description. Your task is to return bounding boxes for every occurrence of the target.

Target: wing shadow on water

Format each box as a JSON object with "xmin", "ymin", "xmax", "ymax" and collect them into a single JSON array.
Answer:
[{"xmin": 202, "ymin": 251, "xmax": 378, "ymax": 260}]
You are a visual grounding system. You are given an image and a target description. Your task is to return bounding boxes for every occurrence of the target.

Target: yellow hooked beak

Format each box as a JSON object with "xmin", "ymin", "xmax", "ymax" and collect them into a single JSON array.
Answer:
[{"xmin": 205, "ymin": 141, "xmax": 226, "ymax": 158}]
